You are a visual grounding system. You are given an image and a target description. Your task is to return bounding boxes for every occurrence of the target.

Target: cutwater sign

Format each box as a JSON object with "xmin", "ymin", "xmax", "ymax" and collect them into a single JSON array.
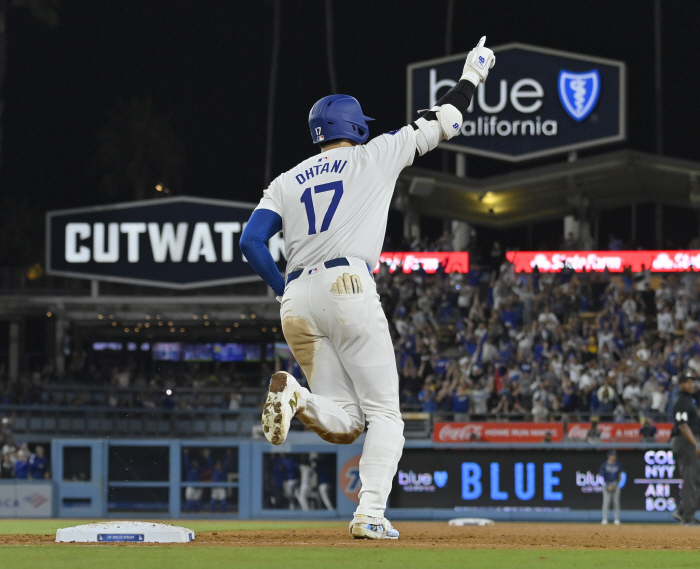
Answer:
[
  {"xmin": 407, "ymin": 43, "xmax": 626, "ymax": 161},
  {"xmin": 46, "ymin": 197, "xmax": 285, "ymax": 289}
]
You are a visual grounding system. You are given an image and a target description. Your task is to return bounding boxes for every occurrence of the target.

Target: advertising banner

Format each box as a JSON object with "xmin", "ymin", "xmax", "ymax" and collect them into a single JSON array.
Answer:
[
  {"xmin": 375, "ymin": 252, "xmax": 468, "ymax": 274},
  {"xmin": 408, "ymin": 44, "xmax": 625, "ymax": 161},
  {"xmin": 433, "ymin": 422, "xmax": 564, "ymax": 443},
  {"xmin": 0, "ymin": 485, "xmax": 15, "ymax": 518},
  {"xmin": 567, "ymin": 423, "xmax": 673, "ymax": 443},
  {"xmin": 0, "ymin": 482, "xmax": 53, "ymax": 518},
  {"xmin": 505, "ymin": 250, "xmax": 700, "ymax": 274},
  {"xmin": 390, "ymin": 448, "xmax": 678, "ymax": 513},
  {"xmin": 46, "ymin": 197, "xmax": 285, "ymax": 289},
  {"xmin": 433, "ymin": 422, "xmax": 671, "ymax": 443}
]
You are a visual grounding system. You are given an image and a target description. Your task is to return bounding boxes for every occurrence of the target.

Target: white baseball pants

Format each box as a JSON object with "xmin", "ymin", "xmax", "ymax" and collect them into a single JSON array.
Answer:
[
  {"xmin": 185, "ymin": 487, "xmax": 202, "ymax": 501},
  {"xmin": 280, "ymin": 257, "xmax": 405, "ymax": 518},
  {"xmin": 210, "ymin": 488, "xmax": 226, "ymax": 501}
]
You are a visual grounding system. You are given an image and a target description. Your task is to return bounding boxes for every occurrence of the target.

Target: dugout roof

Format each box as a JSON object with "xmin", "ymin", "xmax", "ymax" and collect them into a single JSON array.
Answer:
[{"xmin": 397, "ymin": 150, "xmax": 700, "ymax": 228}]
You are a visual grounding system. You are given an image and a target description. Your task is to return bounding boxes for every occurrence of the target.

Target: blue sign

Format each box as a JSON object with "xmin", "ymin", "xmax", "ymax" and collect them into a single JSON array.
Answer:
[
  {"xmin": 558, "ymin": 70, "xmax": 601, "ymax": 121},
  {"xmin": 97, "ymin": 534, "xmax": 145, "ymax": 542},
  {"xmin": 391, "ymin": 449, "xmax": 677, "ymax": 512},
  {"xmin": 433, "ymin": 470, "xmax": 448, "ymax": 488},
  {"xmin": 407, "ymin": 44, "xmax": 626, "ymax": 161},
  {"xmin": 461, "ymin": 461, "xmax": 562, "ymax": 502}
]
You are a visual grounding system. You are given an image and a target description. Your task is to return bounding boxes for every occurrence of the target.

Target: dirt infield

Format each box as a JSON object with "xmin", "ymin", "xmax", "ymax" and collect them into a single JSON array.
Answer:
[{"xmin": 2, "ymin": 522, "xmax": 700, "ymax": 549}]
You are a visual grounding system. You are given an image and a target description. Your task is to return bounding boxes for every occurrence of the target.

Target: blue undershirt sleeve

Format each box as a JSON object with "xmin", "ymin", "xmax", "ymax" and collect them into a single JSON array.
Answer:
[{"xmin": 240, "ymin": 209, "xmax": 285, "ymax": 297}]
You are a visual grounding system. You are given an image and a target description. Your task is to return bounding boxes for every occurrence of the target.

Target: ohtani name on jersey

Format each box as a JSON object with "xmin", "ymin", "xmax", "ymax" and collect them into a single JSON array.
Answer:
[{"xmin": 295, "ymin": 160, "xmax": 347, "ymax": 185}]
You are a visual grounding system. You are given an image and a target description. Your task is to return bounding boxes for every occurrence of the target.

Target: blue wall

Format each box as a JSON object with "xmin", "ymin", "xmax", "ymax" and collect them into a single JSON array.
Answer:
[{"xmin": 41, "ymin": 435, "xmax": 680, "ymax": 523}]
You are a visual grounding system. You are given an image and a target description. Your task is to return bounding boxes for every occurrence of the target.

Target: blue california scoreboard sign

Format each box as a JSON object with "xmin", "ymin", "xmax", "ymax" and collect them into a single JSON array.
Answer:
[{"xmin": 407, "ymin": 43, "xmax": 626, "ymax": 161}]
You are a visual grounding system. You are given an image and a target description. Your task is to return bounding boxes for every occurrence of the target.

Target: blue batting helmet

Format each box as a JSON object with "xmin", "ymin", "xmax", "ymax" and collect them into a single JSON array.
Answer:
[{"xmin": 308, "ymin": 94, "xmax": 374, "ymax": 145}]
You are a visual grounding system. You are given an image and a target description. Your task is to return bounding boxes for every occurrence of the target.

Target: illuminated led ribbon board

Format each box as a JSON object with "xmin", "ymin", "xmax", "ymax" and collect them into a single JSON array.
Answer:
[
  {"xmin": 374, "ymin": 251, "xmax": 469, "ymax": 274},
  {"xmin": 505, "ymin": 250, "xmax": 700, "ymax": 273}
]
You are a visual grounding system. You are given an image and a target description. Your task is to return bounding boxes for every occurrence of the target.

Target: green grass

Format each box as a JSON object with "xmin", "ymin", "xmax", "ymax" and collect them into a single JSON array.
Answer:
[
  {"xmin": 0, "ymin": 547, "xmax": 697, "ymax": 569},
  {"xmin": 0, "ymin": 519, "xmax": 343, "ymax": 535}
]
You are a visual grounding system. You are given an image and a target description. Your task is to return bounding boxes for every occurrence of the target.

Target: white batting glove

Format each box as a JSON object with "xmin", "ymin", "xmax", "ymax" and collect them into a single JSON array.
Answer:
[
  {"xmin": 462, "ymin": 36, "xmax": 496, "ymax": 86},
  {"xmin": 330, "ymin": 273, "xmax": 363, "ymax": 295}
]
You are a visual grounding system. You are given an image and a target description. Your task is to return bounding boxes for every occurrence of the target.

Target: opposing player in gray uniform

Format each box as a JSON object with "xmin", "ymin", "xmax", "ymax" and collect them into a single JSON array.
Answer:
[{"xmin": 240, "ymin": 37, "xmax": 496, "ymax": 539}]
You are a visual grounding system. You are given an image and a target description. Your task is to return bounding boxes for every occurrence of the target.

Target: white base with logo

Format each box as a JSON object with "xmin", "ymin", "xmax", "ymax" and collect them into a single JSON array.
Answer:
[
  {"xmin": 55, "ymin": 521, "xmax": 195, "ymax": 543},
  {"xmin": 448, "ymin": 518, "xmax": 495, "ymax": 527}
]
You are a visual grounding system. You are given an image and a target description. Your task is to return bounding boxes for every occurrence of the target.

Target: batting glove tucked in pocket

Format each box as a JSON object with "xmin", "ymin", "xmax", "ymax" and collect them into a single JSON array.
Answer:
[{"xmin": 331, "ymin": 273, "xmax": 363, "ymax": 295}]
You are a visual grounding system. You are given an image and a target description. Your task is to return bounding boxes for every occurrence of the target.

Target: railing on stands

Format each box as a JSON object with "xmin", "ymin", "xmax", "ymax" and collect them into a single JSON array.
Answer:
[
  {"xmin": 17, "ymin": 384, "xmax": 267, "ymax": 408},
  {"xmin": 400, "ymin": 411, "xmax": 671, "ymax": 441},
  {"xmin": 0, "ymin": 267, "xmax": 91, "ymax": 294},
  {"xmin": 428, "ymin": 411, "xmax": 670, "ymax": 423},
  {"xmin": 0, "ymin": 405, "xmax": 263, "ymax": 440},
  {"xmin": 0, "ymin": 266, "xmax": 268, "ymax": 295},
  {"xmin": 1, "ymin": 404, "xmax": 669, "ymax": 441}
]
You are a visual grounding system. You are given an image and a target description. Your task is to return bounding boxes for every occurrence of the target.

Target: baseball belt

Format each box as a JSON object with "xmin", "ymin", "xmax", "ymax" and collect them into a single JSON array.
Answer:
[{"xmin": 286, "ymin": 257, "xmax": 372, "ymax": 285}]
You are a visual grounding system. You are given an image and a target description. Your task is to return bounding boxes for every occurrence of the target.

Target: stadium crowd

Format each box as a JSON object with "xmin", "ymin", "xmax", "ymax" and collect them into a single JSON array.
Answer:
[
  {"xmin": 377, "ymin": 240, "xmax": 698, "ymax": 423},
  {"xmin": 1, "ymin": 232, "xmax": 699, "ymax": 426},
  {"xmin": 0, "ymin": 416, "xmax": 50, "ymax": 479}
]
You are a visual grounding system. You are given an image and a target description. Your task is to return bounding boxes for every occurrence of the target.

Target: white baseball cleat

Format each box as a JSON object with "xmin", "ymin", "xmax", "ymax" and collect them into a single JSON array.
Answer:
[
  {"xmin": 349, "ymin": 514, "xmax": 399, "ymax": 540},
  {"xmin": 262, "ymin": 372, "xmax": 303, "ymax": 445}
]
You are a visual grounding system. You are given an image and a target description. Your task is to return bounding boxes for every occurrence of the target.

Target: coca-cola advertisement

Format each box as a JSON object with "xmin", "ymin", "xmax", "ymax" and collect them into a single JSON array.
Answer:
[
  {"xmin": 567, "ymin": 423, "xmax": 673, "ymax": 443},
  {"xmin": 434, "ymin": 422, "xmax": 564, "ymax": 443}
]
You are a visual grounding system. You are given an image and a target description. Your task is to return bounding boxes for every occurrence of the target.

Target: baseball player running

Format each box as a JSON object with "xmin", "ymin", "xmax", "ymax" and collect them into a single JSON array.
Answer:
[{"xmin": 240, "ymin": 37, "xmax": 495, "ymax": 539}]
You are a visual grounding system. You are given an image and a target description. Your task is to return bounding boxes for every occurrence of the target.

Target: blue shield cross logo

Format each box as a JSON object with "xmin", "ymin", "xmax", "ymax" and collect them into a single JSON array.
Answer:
[{"xmin": 558, "ymin": 69, "xmax": 600, "ymax": 122}]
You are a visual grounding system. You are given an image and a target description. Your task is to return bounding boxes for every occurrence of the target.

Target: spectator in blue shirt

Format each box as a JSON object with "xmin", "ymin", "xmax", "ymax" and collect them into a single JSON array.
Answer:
[
  {"xmin": 28, "ymin": 446, "xmax": 49, "ymax": 480},
  {"xmin": 452, "ymin": 382, "xmax": 470, "ymax": 421},
  {"xmin": 418, "ymin": 378, "xmax": 438, "ymax": 413},
  {"xmin": 500, "ymin": 301, "xmax": 520, "ymax": 329},
  {"xmin": 269, "ymin": 454, "xmax": 300, "ymax": 509},
  {"xmin": 639, "ymin": 417, "xmax": 658, "ymax": 442},
  {"xmin": 599, "ymin": 450, "xmax": 623, "ymax": 525},
  {"xmin": 14, "ymin": 450, "xmax": 30, "ymax": 479},
  {"xmin": 432, "ymin": 355, "xmax": 450, "ymax": 379},
  {"xmin": 209, "ymin": 450, "xmax": 232, "ymax": 513},
  {"xmin": 458, "ymin": 330, "xmax": 479, "ymax": 356},
  {"xmin": 314, "ymin": 453, "xmax": 335, "ymax": 510},
  {"xmin": 281, "ymin": 454, "xmax": 300, "ymax": 509},
  {"xmin": 665, "ymin": 353, "xmax": 680, "ymax": 377},
  {"xmin": 271, "ymin": 455, "xmax": 288, "ymax": 508},
  {"xmin": 438, "ymin": 294, "xmax": 455, "ymax": 324},
  {"xmin": 183, "ymin": 449, "xmax": 209, "ymax": 513}
]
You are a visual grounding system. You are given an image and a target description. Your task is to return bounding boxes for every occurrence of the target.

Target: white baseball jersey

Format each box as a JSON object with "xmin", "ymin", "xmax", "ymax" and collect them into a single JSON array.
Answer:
[{"xmin": 254, "ymin": 126, "xmax": 415, "ymax": 274}]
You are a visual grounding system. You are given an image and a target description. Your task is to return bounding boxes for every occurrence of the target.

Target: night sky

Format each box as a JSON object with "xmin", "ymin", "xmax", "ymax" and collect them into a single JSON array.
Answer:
[{"xmin": 2, "ymin": 0, "xmax": 700, "ymax": 262}]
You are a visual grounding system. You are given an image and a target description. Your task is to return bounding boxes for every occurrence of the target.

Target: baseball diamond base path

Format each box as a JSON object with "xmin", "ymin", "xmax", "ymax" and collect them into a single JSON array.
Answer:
[{"xmin": 1, "ymin": 522, "xmax": 699, "ymax": 549}]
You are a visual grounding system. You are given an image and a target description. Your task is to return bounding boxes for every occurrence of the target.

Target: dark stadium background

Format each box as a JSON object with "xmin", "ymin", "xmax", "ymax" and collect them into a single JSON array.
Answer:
[{"xmin": 1, "ymin": 0, "xmax": 699, "ymax": 264}]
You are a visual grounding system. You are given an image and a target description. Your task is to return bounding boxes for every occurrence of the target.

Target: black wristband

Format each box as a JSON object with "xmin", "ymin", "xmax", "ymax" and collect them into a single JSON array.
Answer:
[
  {"xmin": 435, "ymin": 79, "xmax": 476, "ymax": 115},
  {"xmin": 411, "ymin": 79, "xmax": 476, "ymax": 130}
]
